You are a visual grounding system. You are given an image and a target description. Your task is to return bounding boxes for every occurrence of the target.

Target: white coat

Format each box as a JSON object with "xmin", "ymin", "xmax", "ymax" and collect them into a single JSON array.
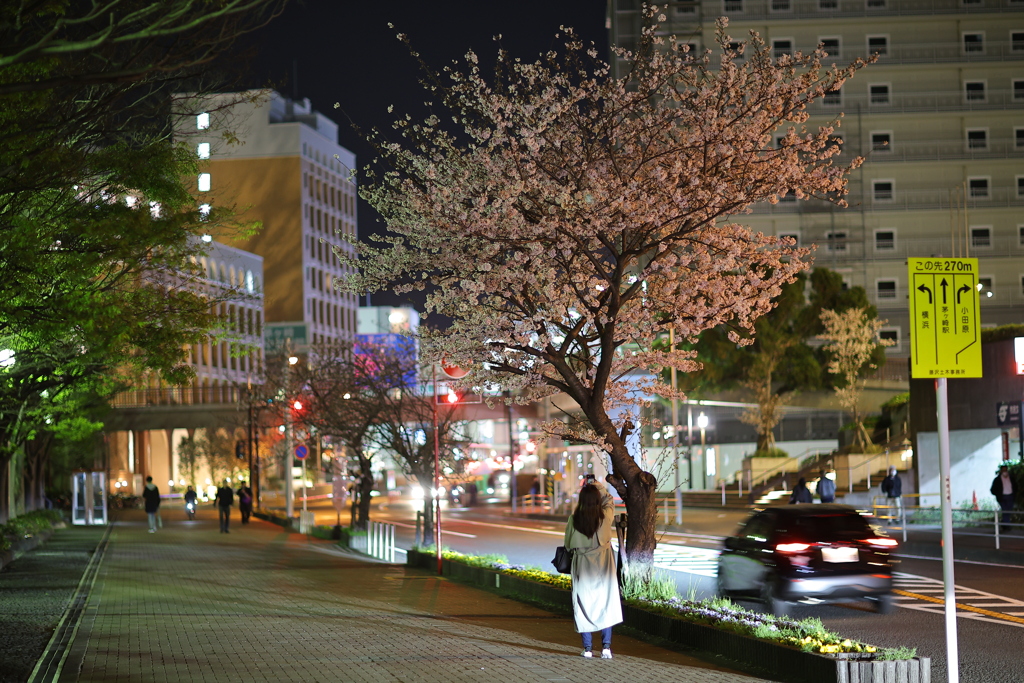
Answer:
[{"xmin": 563, "ymin": 486, "xmax": 623, "ymax": 633}]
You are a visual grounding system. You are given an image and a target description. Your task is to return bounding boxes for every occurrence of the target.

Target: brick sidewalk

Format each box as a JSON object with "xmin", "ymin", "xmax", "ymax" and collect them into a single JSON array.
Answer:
[{"xmin": 56, "ymin": 506, "xmax": 771, "ymax": 683}]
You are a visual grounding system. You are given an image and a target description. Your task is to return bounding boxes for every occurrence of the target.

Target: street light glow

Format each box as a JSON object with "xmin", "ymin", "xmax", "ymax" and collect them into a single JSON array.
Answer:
[
  {"xmin": 697, "ymin": 412, "xmax": 709, "ymax": 429},
  {"xmin": 288, "ymin": 356, "xmax": 299, "ymax": 365}
]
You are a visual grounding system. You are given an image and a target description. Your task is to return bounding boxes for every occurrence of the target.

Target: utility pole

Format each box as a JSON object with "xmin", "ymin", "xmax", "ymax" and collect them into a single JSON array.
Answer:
[{"xmin": 284, "ymin": 341, "xmax": 297, "ymax": 521}]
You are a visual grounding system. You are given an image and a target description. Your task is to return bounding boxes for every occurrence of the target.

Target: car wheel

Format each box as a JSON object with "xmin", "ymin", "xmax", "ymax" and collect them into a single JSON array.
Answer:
[
  {"xmin": 760, "ymin": 577, "xmax": 790, "ymax": 617},
  {"xmin": 874, "ymin": 593, "xmax": 895, "ymax": 615}
]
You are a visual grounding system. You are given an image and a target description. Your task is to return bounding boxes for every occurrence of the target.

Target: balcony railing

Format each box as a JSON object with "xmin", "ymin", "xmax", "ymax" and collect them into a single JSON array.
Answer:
[
  {"xmin": 751, "ymin": 185, "xmax": 1024, "ymax": 214},
  {"xmin": 643, "ymin": 0, "xmax": 1024, "ymax": 24},
  {"xmin": 862, "ymin": 138, "xmax": 1024, "ymax": 163},
  {"xmin": 809, "ymin": 234, "xmax": 1024, "ymax": 261},
  {"xmin": 109, "ymin": 386, "xmax": 244, "ymax": 408},
  {"xmin": 808, "ymin": 89, "xmax": 1022, "ymax": 115}
]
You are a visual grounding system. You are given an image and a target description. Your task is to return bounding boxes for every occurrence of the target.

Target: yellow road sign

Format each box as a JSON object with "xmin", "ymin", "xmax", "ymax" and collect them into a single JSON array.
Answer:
[{"xmin": 908, "ymin": 258, "xmax": 982, "ymax": 378}]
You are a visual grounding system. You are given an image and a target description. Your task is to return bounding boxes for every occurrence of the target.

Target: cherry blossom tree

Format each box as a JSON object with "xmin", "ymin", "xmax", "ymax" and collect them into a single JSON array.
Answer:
[
  {"xmin": 820, "ymin": 307, "xmax": 895, "ymax": 451},
  {"xmin": 345, "ymin": 9, "xmax": 869, "ymax": 568}
]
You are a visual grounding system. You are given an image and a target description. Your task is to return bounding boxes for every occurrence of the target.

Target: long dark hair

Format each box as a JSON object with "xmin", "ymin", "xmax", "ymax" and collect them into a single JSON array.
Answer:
[{"xmin": 572, "ymin": 484, "xmax": 605, "ymax": 538}]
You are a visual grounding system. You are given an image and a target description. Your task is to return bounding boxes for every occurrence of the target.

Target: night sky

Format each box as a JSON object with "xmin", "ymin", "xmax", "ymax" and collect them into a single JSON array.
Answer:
[{"xmin": 238, "ymin": 1, "xmax": 609, "ymax": 310}]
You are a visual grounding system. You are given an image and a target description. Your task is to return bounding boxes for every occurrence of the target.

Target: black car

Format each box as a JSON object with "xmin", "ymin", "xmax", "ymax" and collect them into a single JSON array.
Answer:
[{"xmin": 717, "ymin": 504, "xmax": 898, "ymax": 616}]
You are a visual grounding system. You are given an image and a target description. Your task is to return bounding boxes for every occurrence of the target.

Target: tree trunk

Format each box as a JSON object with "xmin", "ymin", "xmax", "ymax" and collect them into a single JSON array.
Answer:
[
  {"xmin": 355, "ymin": 456, "xmax": 373, "ymax": 529},
  {"xmin": 603, "ymin": 435, "xmax": 659, "ymax": 576}
]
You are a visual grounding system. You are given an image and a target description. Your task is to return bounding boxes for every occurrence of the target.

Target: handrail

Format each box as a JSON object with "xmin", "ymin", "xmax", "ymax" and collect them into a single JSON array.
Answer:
[
  {"xmin": 870, "ymin": 493, "xmax": 1024, "ymax": 549},
  {"xmin": 846, "ymin": 449, "xmax": 905, "ymax": 492}
]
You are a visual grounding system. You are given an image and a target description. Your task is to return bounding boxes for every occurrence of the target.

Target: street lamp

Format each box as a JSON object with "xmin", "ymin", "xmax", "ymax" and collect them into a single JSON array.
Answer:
[
  {"xmin": 285, "ymin": 351, "xmax": 300, "ymax": 520},
  {"xmin": 697, "ymin": 412, "xmax": 709, "ymax": 489}
]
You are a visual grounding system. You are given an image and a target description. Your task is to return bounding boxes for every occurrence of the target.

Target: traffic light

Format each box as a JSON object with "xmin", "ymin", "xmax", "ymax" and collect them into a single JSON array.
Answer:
[{"xmin": 434, "ymin": 383, "xmax": 482, "ymax": 405}]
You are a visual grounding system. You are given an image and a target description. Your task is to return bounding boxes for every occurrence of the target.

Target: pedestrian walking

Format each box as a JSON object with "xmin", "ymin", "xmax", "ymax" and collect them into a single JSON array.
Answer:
[
  {"xmin": 142, "ymin": 476, "xmax": 161, "ymax": 533},
  {"xmin": 789, "ymin": 477, "xmax": 812, "ymax": 504},
  {"xmin": 990, "ymin": 465, "xmax": 1016, "ymax": 533},
  {"xmin": 880, "ymin": 466, "xmax": 903, "ymax": 525},
  {"xmin": 236, "ymin": 481, "xmax": 253, "ymax": 524},
  {"xmin": 563, "ymin": 480, "xmax": 622, "ymax": 659},
  {"xmin": 817, "ymin": 469, "xmax": 836, "ymax": 504},
  {"xmin": 214, "ymin": 480, "xmax": 234, "ymax": 533}
]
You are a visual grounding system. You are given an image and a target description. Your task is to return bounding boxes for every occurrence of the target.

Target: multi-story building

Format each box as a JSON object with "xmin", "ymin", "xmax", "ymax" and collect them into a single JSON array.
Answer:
[
  {"xmin": 105, "ymin": 238, "xmax": 265, "ymax": 497},
  {"xmin": 609, "ymin": 0, "xmax": 1024, "ymax": 357},
  {"xmin": 177, "ymin": 90, "xmax": 360, "ymax": 348}
]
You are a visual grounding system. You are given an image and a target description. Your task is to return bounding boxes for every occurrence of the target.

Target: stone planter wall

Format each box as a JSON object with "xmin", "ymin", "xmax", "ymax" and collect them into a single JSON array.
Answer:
[
  {"xmin": 407, "ymin": 550, "xmax": 930, "ymax": 683},
  {"xmin": 0, "ymin": 530, "xmax": 54, "ymax": 571}
]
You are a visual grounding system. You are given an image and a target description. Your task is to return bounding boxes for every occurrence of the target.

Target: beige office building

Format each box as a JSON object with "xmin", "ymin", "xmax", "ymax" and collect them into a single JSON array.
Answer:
[
  {"xmin": 610, "ymin": 0, "xmax": 1024, "ymax": 357},
  {"xmin": 177, "ymin": 91, "xmax": 360, "ymax": 346}
]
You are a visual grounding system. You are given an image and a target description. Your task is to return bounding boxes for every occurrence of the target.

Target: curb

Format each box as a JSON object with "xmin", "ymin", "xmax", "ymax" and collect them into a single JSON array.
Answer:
[{"xmin": 407, "ymin": 550, "xmax": 930, "ymax": 683}]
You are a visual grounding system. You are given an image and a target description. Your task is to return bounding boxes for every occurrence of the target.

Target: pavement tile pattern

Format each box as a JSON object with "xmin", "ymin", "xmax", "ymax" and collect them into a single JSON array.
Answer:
[{"xmin": 54, "ymin": 507, "xmax": 771, "ymax": 683}]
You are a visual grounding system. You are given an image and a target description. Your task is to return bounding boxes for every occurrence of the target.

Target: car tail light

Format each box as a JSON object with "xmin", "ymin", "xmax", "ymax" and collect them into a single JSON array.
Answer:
[
  {"xmin": 864, "ymin": 537, "xmax": 898, "ymax": 548},
  {"xmin": 775, "ymin": 542, "xmax": 811, "ymax": 554}
]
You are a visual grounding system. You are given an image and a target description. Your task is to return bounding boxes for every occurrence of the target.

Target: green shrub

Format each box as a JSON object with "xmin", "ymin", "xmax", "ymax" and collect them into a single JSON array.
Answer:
[
  {"xmin": 620, "ymin": 569, "xmax": 678, "ymax": 602},
  {"xmin": 751, "ymin": 448, "xmax": 789, "ymax": 459},
  {"xmin": 0, "ymin": 509, "xmax": 64, "ymax": 548},
  {"xmin": 881, "ymin": 392, "xmax": 909, "ymax": 411},
  {"xmin": 878, "ymin": 646, "xmax": 917, "ymax": 661}
]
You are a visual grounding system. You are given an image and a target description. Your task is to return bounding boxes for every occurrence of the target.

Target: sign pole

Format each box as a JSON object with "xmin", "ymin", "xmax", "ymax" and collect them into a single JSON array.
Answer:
[
  {"xmin": 936, "ymin": 377, "xmax": 959, "ymax": 683},
  {"xmin": 909, "ymin": 257, "xmax": 979, "ymax": 683}
]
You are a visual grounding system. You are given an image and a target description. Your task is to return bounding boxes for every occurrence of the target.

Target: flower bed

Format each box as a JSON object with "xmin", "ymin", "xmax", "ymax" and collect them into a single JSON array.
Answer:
[{"xmin": 409, "ymin": 549, "xmax": 930, "ymax": 683}]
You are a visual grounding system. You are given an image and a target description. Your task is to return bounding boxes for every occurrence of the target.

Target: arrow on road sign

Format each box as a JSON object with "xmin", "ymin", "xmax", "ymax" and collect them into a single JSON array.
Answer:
[
  {"xmin": 940, "ymin": 278, "xmax": 948, "ymax": 304},
  {"xmin": 956, "ymin": 284, "xmax": 971, "ymax": 304},
  {"xmin": 917, "ymin": 283, "xmax": 932, "ymax": 304}
]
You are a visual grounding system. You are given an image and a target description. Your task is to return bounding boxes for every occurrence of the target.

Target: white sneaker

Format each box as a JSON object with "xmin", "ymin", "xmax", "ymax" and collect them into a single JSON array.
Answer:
[
  {"xmin": 601, "ymin": 649, "xmax": 613, "ymax": 659},
  {"xmin": 148, "ymin": 529, "xmax": 155, "ymax": 533},
  {"xmin": 581, "ymin": 651, "xmax": 593, "ymax": 658}
]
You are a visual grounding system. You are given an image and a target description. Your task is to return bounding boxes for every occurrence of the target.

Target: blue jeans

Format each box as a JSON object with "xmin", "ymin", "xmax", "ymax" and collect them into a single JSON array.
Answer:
[{"xmin": 581, "ymin": 627, "xmax": 612, "ymax": 651}]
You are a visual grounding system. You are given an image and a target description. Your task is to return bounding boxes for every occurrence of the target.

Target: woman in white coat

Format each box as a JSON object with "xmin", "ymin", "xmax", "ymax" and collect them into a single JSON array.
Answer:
[{"xmin": 563, "ymin": 481, "xmax": 623, "ymax": 658}]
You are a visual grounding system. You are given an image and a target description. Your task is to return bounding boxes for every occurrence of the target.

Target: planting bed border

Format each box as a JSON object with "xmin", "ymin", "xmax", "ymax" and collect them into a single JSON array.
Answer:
[
  {"xmin": 407, "ymin": 550, "xmax": 929, "ymax": 683},
  {"xmin": 0, "ymin": 530, "xmax": 55, "ymax": 571}
]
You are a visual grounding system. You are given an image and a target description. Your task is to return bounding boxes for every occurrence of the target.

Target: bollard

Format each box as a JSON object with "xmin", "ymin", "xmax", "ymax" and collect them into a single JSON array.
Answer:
[{"xmin": 995, "ymin": 510, "xmax": 1000, "ymax": 550}]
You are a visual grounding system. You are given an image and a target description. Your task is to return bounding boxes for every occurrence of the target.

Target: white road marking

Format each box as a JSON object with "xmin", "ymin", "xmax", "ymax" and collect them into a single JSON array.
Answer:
[{"xmin": 893, "ymin": 571, "xmax": 1024, "ymax": 627}]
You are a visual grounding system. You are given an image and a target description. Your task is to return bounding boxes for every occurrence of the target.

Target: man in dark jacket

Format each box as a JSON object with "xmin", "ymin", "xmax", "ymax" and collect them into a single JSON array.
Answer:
[
  {"xmin": 214, "ymin": 480, "xmax": 234, "ymax": 533},
  {"xmin": 991, "ymin": 465, "xmax": 1016, "ymax": 533},
  {"xmin": 817, "ymin": 469, "xmax": 836, "ymax": 504},
  {"xmin": 880, "ymin": 467, "xmax": 902, "ymax": 525},
  {"xmin": 142, "ymin": 476, "xmax": 161, "ymax": 533}
]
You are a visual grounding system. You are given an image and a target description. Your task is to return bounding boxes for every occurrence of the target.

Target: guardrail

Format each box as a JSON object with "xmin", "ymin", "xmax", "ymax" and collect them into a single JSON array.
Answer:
[
  {"xmin": 350, "ymin": 521, "xmax": 396, "ymax": 562},
  {"xmin": 871, "ymin": 493, "xmax": 1024, "ymax": 548},
  {"xmin": 516, "ymin": 494, "xmax": 551, "ymax": 511}
]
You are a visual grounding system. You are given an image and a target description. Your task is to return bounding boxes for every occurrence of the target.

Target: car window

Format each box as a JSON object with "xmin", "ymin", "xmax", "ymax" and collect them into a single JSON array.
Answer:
[
  {"xmin": 791, "ymin": 513, "xmax": 873, "ymax": 539},
  {"xmin": 741, "ymin": 512, "xmax": 774, "ymax": 542}
]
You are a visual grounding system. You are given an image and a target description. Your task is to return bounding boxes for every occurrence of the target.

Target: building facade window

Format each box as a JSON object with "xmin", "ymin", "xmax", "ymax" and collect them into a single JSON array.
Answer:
[
  {"xmin": 873, "ymin": 180, "xmax": 894, "ymax": 201},
  {"xmin": 867, "ymin": 0, "xmax": 887, "ymax": 8},
  {"xmin": 871, "ymin": 131, "xmax": 892, "ymax": 152},
  {"xmin": 965, "ymin": 81, "xmax": 986, "ymax": 102},
  {"xmin": 819, "ymin": 0, "xmax": 838, "ymax": 9},
  {"xmin": 771, "ymin": 0, "xmax": 791, "ymax": 11},
  {"xmin": 779, "ymin": 231, "xmax": 800, "ymax": 246},
  {"xmin": 970, "ymin": 226, "xmax": 992, "ymax": 247},
  {"xmin": 867, "ymin": 35, "xmax": 888, "ymax": 56},
  {"xmin": 869, "ymin": 84, "xmax": 891, "ymax": 105},
  {"xmin": 876, "ymin": 280, "xmax": 897, "ymax": 300},
  {"xmin": 966, "ymin": 129, "xmax": 988, "ymax": 149},
  {"xmin": 879, "ymin": 328, "xmax": 900, "ymax": 351},
  {"xmin": 826, "ymin": 231, "xmax": 847, "ymax": 251},
  {"xmin": 823, "ymin": 86, "xmax": 842, "ymax": 106},
  {"xmin": 723, "ymin": 0, "xmax": 743, "ymax": 10},
  {"xmin": 1013, "ymin": 31, "xmax": 1024, "ymax": 52},
  {"xmin": 968, "ymin": 177, "xmax": 990, "ymax": 198},
  {"xmin": 820, "ymin": 37, "xmax": 840, "ymax": 56},
  {"xmin": 962, "ymin": 32, "xmax": 984, "ymax": 54},
  {"xmin": 874, "ymin": 229, "xmax": 896, "ymax": 250},
  {"xmin": 197, "ymin": 142, "xmax": 210, "ymax": 159},
  {"xmin": 1016, "ymin": 127, "xmax": 1024, "ymax": 149},
  {"xmin": 1016, "ymin": 175, "xmax": 1024, "ymax": 198},
  {"xmin": 196, "ymin": 112, "xmax": 209, "ymax": 130},
  {"xmin": 978, "ymin": 277, "xmax": 994, "ymax": 298},
  {"xmin": 772, "ymin": 39, "xmax": 793, "ymax": 59},
  {"xmin": 197, "ymin": 173, "xmax": 211, "ymax": 192},
  {"xmin": 1014, "ymin": 79, "xmax": 1024, "ymax": 101}
]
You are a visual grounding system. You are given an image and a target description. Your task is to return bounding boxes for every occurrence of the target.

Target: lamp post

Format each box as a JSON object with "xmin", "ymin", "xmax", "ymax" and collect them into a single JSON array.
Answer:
[
  {"xmin": 669, "ymin": 329, "xmax": 682, "ymax": 524},
  {"xmin": 284, "ymin": 348, "xmax": 299, "ymax": 520},
  {"xmin": 697, "ymin": 412, "xmax": 709, "ymax": 490}
]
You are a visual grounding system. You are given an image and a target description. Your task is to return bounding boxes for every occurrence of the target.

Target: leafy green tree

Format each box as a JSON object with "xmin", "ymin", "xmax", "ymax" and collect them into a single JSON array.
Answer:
[
  {"xmin": 684, "ymin": 268, "xmax": 885, "ymax": 453},
  {"xmin": 0, "ymin": 0, "xmax": 286, "ymax": 521}
]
